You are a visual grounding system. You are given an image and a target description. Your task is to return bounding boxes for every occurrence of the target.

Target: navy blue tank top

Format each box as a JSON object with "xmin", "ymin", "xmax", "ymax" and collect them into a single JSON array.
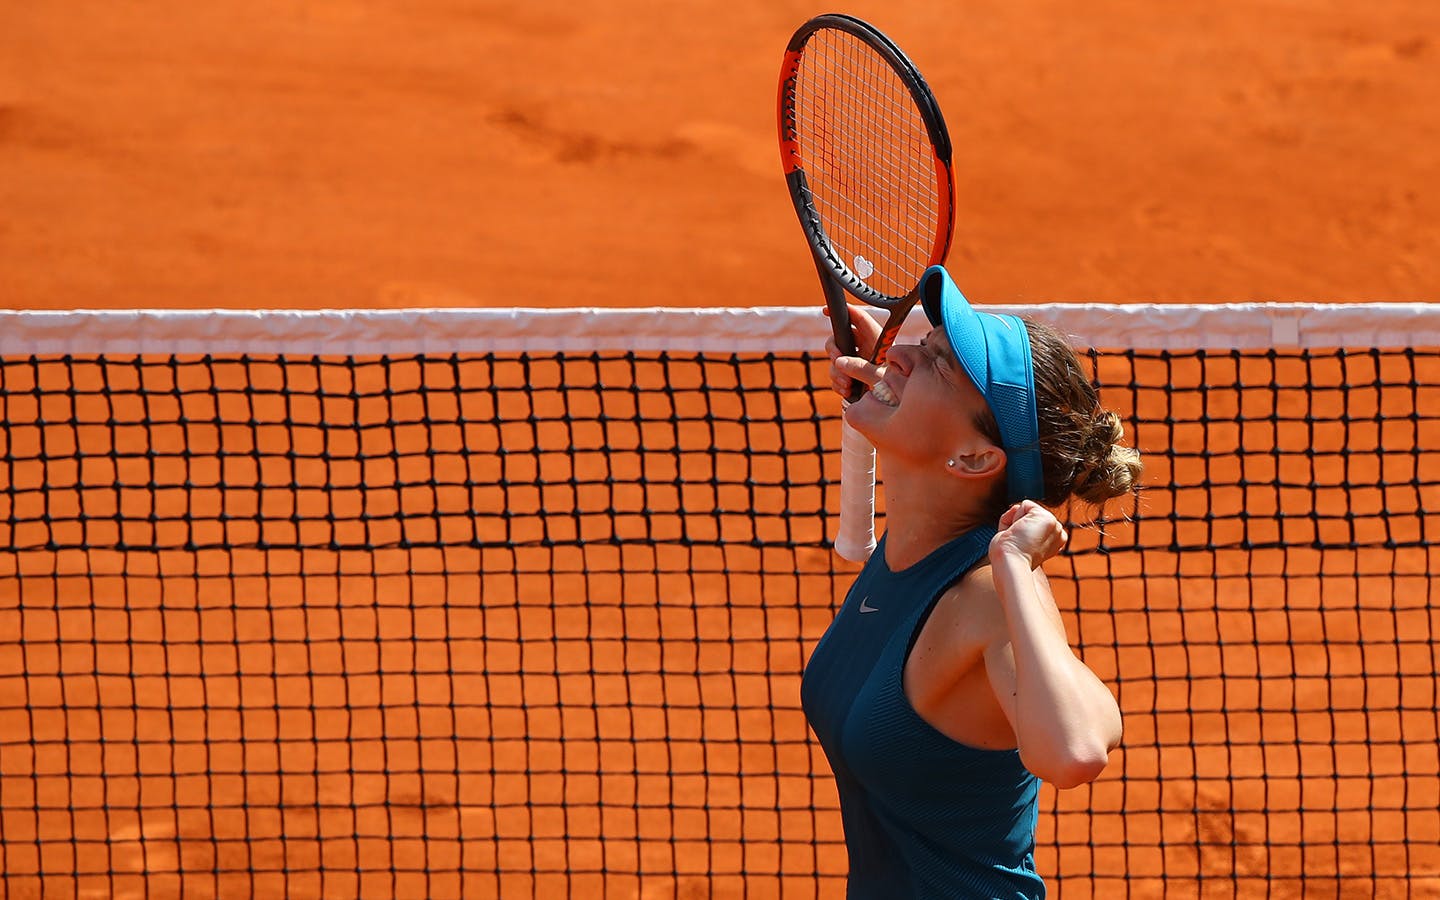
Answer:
[{"xmin": 801, "ymin": 526, "xmax": 1044, "ymax": 899}]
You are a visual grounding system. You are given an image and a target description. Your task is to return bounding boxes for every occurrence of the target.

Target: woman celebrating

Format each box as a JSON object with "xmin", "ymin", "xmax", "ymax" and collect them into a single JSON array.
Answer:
[{"xmin": 801, "ymin": 266, "xmax": 1142, "ymax": 898}]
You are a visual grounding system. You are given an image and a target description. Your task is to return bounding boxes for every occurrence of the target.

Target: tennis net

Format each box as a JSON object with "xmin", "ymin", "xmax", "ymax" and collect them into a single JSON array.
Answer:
[{"xmin": 1, "ymin": 304, "xmax": 1437, "ymax": 899}]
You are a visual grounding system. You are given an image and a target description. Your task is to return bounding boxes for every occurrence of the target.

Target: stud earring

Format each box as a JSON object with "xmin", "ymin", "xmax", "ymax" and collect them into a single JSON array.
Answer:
[{"xmin": 946, "ymin": 459, "xmax": 956, "ymax": 468}]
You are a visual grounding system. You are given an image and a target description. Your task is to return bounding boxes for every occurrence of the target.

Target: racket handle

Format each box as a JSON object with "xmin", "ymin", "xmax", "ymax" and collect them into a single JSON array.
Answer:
[{"xmin": 835, "ymin": 412, "xmax": 877, "ymax": 562}]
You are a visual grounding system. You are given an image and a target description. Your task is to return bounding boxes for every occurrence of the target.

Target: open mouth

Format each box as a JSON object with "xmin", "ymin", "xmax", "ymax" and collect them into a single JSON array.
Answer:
[{"xmin": 870, "ymin": 378, "xmax": 899, "ymax": 408}]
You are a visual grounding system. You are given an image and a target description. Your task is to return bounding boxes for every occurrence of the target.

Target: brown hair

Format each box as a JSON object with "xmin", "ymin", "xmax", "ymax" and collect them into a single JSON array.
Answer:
[{"xmin": 970, "ymin": 318, "xmax": 1142, "ymax": 512}]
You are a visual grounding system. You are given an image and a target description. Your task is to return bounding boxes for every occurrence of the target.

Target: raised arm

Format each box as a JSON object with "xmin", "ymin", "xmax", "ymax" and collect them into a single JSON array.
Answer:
[{"xmin": 983, "ymin": 501, "xmax": 1123, "ymax": 789}]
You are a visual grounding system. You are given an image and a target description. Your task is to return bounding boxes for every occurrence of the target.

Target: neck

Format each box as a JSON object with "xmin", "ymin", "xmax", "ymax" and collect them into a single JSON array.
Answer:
[{"xmin": 878, "ymin": 463, "xmax": 994, "ymax": 571}]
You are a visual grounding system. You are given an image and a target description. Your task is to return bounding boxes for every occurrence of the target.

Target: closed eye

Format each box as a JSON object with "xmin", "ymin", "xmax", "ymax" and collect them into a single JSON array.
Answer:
[
  {"xmin": 919, "ymin": 334, "xmax": 949, "ymax": 365},
  {"xmin": 921, "ymin": 331, "xmax": 963, "ymax": 382}
]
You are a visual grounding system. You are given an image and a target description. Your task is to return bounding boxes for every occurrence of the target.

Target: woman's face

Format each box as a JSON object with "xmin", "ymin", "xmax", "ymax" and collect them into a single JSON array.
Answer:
[{"xmin": 846, "ymin": 326, "xmax": 998, "ymax": 468}]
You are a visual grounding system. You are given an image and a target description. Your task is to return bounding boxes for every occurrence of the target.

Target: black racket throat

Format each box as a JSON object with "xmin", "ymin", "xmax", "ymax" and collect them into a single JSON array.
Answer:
[{"xmin": 836, "ymin": 292, "xmax": 919, "ymax": 405}]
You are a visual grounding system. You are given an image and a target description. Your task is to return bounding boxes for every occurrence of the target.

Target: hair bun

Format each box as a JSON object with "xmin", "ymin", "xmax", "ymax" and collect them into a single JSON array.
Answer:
[{"xmin": 1072, "ymin": 412, "xmax": 1142, "ymax": 504}]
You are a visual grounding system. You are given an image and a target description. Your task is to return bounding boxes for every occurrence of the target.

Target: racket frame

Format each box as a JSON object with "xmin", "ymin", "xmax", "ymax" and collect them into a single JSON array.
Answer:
[
  {"xmin": 779, "ymin": 14, "xmax": 954, "ymax": 311},
  {"xmin": 777, "ymin": 13, "xmax": 956, "ymax": 560}
]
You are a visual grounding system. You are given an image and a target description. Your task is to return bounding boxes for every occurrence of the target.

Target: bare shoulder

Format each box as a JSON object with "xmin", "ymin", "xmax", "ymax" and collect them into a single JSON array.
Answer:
[
  {"xmin": 904, "ymin": 563, "xmax": 1016, "ymax": 741},
  {"xmin": 911, "ymin": 562, "xmax": 1071, "ymax": 685},
  {"xmin": 951, "ymin": 561, "xmax": 1068, "ymax": 638},
  {"xmin": 924, "ymin": 563, "xmax": 1009, "ymax": 649}
]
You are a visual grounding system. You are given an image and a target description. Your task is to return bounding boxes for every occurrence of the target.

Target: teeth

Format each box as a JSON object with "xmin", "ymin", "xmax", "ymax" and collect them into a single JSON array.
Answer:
[{"xmin": 870, "ymin": 380, "xmax": 899, "ymax": 407}]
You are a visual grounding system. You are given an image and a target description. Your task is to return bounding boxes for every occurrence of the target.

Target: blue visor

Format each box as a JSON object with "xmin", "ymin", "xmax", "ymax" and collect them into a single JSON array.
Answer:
[{"xmin": 919, "ymin": 265, "xmax": 1044, "ymax": 504}]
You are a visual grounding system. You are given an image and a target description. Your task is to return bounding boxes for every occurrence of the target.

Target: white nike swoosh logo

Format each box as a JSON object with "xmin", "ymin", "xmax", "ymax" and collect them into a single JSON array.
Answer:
[{"xmin": 859, "ymin": 597, "xmax": 879, "ymax": 614}]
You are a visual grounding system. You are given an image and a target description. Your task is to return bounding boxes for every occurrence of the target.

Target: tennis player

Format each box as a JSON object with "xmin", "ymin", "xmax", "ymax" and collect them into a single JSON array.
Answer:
[{"xmin": 802, "ymin": 265, "xmax": 1141, "ymax": 898}]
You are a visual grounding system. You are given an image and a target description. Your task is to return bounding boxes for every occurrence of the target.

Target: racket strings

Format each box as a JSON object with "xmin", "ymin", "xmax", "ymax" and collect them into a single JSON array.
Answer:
[{"xmin": 791, "ymin": 29, "xmax": 944, "ymax": 301}]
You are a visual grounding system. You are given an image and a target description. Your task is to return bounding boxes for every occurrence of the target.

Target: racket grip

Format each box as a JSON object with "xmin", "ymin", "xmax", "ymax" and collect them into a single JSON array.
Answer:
[{"xmin": 835, "ymin": 411, "xmax": 877, "ymax": 562}]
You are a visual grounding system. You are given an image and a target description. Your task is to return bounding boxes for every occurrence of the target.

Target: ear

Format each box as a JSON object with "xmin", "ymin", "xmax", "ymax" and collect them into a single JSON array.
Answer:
[{"xmin": 945, "ymin": 447, "xmax": 1006, "ymax": 481}]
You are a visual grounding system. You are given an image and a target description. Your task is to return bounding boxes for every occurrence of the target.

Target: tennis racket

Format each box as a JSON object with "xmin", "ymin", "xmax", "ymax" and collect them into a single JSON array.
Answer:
[{"xmin": 777, "ymin": 13, "xmax": 955, "ymax": 562}]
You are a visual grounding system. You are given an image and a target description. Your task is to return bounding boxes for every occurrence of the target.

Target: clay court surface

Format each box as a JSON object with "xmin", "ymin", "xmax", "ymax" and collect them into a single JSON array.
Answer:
[
  {"xmin": 2, "ymin": 0, "xmax": 1438, "ymax": 310},
  {"xmin": 2, "ymin": 2, "xmax": 1439, "ymax": 899}
]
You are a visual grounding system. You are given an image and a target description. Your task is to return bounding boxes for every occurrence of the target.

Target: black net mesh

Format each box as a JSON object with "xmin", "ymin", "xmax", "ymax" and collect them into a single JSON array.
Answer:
[{"xmin": 1, "ymin": 344, "xmax": 1437, "ymax": 898}]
